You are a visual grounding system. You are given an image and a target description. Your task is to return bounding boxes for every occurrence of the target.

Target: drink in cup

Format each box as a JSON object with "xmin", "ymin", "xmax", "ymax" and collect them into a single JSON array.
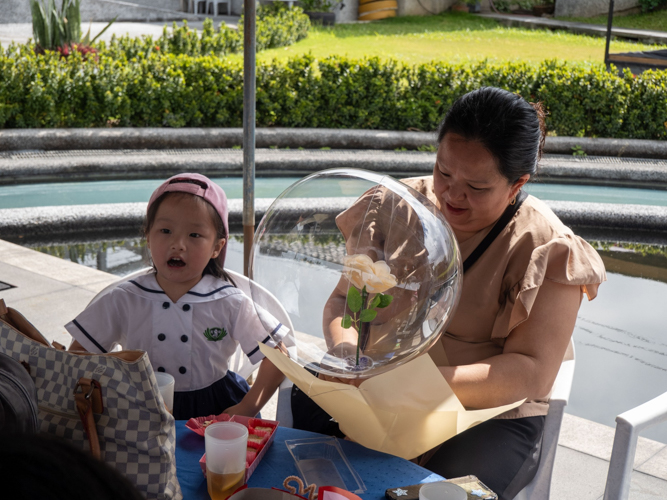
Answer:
[
  {"xmin": 205, "ymin": 422, "xmax": 248, "ymax": 500},
  {"xmin": 207, "ymin": 470, "xmax": 245, "ymax": 500},
  {"xmin": 154, "ymin": 372, "xmax": 175, "ymax": 413}
]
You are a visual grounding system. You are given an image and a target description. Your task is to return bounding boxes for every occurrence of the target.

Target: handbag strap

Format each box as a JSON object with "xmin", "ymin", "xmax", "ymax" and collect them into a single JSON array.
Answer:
[
  {"xmin": 0, "ymin": 299, "xmax": 51, "ymax": 346},
  {"xmin": 0, "ymin": 299, "xmax": 8, "ymax": 322},
  {"xmin": 462, "ymin": 189, "xmax": 527, "ymax": 274},
  {"xmin": 75, "ymin": 378, "xmax": 103, "ymax": 459}
]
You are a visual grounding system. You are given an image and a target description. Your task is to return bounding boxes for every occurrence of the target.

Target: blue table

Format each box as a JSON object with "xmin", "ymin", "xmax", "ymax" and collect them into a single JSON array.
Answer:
[{"xmin": 175, "ymin": 421, "xmax": 444, "ymax": 499}]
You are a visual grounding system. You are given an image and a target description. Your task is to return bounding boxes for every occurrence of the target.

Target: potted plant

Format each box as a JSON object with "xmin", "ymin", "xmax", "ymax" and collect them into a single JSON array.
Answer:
[
  {"xmin": 299, "ymin": 0, "xmax": 338, "ymax": 26},
  {"xmin": 451, "ymin": 1, "xmax": 469, "ymax": 12},
  {"xmin": 532, "ymin": 0, "xmax": 555, "ymax": 16},
  {"xmin": 30, "ymin": 0, "xmax": 115, "ymax": 58},
  {"xmin": 465, "ymin": 0, "xmax": 481, "ymax": 13}
]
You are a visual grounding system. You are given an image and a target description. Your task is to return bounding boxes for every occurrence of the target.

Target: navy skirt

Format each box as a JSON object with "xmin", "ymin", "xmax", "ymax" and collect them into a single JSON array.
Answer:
[{"xmin": 172, "ymin": 371, "xmax": 250, "ymax": 421}]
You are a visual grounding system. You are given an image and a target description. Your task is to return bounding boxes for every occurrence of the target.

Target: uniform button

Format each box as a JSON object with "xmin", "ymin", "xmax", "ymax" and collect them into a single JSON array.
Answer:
[
  {"xmin": 162, "ymin": 302, "xmax": 170, "ymax": 309},
  {"xmin": 179, "ymin": 366, "xmax": 187, "ymax": 374},
  {"xmin": 158, "ymin": 333, "xmax": 166, "ymax": 341},
  {"xmin": 183, "ymin": 304, "xmax": 191, "ymax": 312},
  {"xmin": 181, "ymin": 335, "xmax": 188, "ymax": 343},
  {"xmin": 157, "ymin": 367, "xmax": 165, "ymax": 372}
]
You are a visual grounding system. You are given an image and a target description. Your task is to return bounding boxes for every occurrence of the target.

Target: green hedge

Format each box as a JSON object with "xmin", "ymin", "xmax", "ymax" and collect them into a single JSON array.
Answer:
[
  {"xmin": 99, "ymin": 6, "xmax": 310, "ymax": 59},
  {"xmin": 0, "ymin": 50, "xmax": 666, "ymax": 138}
]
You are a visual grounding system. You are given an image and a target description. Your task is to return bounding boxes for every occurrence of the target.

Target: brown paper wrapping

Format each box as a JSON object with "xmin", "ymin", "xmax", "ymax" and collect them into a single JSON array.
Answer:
[{"xmin": 260, "ymin": 343, "xmax": 523, "ymax": 460}]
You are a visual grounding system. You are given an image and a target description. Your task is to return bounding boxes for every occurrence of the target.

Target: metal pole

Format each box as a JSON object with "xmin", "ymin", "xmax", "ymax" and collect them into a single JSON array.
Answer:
[
  {"xmin": 604, "ymin": 0, "xmax": 615, "ymax": 68},
  {"xmin": 242, "ymin": 0, "xmax": 256, "ymax": 277}
]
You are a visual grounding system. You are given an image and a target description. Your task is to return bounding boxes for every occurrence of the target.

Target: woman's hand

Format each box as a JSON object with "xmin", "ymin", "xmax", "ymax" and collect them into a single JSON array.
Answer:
[
  {"xmin": 324, "ymin": 341, "xmax": 357, "ymax": 360},
  {"xmin": 319, "ymin": 342, "xmax": 367, "ymax": 387}
]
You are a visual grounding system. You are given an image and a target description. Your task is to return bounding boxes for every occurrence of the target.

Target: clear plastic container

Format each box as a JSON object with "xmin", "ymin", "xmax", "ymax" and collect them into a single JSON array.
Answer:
[{"xmin": 285, "ymin": 437, "xmax": 366, "ymax": 494}]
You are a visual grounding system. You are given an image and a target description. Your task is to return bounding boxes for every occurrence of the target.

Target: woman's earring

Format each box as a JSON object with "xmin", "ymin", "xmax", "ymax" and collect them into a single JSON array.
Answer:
[{"xmin": 510, "ymin": 196, "xmax": 516, "ymax": 206}]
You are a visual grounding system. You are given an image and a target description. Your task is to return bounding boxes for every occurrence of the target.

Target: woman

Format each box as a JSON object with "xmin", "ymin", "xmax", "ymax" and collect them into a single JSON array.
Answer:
[{"xmin": 293, "ymin": 87, "xmax": 606, "ymax": 499}]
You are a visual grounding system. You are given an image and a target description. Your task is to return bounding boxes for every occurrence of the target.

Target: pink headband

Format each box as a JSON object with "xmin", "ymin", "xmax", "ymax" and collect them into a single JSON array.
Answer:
[{"xmin": 147, "ymin": 173, "xmax": 229, "ymax": 268}]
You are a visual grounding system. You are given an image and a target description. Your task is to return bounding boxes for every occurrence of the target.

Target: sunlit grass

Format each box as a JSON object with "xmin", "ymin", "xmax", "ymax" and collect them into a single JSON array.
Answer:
[{"xmin": 229, "ymin": 12, "xmax": 667, "ymax": 66}]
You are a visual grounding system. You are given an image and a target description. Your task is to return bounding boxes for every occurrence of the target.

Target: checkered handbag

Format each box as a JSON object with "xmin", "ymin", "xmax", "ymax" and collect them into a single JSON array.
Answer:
[{"xmin": 0, "ymin": 300, "xmax": 182, "ymax": 500}]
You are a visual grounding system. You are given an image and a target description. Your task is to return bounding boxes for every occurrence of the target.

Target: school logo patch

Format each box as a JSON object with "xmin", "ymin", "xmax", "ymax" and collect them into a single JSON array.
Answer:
[{"xmin": 204, "ymin": 327, "xmax": 227, "ymax": 341}]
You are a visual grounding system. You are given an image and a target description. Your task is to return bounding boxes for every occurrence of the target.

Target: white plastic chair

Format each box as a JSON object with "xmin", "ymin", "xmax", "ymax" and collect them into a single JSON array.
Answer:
[
  {"xmin": 603, "ymin": 391, "xmax": 667, "ymax": 500},
  {"xmin": 186, "ymin": 0, "xmax": 208, "ymax": 13},
  {"xmin": 224, "ymin": 269, "xmax": 297, "ymax": 378},
  {"xmin": 514, "ymin": 340, "xmax": 576, "ymax": 500},
  {"xmin": 207, "ymin": 0, "xmax": 230, "ymax": 15},
  {"xmin": 85, "ymin": 267, "xmax": 297, "ymax": 425}
]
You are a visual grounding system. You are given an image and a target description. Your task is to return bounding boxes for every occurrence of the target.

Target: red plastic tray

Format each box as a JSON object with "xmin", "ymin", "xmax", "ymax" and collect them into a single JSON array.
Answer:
[
  {"xmin": 198, "ymin": 415, "xmax": 279, "ymax": 482},
  {"xmin": 185, "ymin": 413, "xmax": 232, "ymax": 436}
]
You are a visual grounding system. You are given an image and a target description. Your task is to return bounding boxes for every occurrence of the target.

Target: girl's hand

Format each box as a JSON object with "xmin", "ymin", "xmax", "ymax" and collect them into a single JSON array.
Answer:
[
  {"xmin": 221, "ymin": 401, "xmax": 254, "ymax": 418},
  {"xmin": 68, "ymin": 339, "xmax": 88, "ymax": 352},
  {"xmin": 224, "ymin": 356, "xmax": 286, "ymax": 418}
]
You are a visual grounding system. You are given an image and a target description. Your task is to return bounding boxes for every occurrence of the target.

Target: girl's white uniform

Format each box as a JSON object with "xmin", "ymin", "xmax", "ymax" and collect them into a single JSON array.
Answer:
[{"xmin": 65, "ymin": 273, "xmax": 288, "ymax": 393}]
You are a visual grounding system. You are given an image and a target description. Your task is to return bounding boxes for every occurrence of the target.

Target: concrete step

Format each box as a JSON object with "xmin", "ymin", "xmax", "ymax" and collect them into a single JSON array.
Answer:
[
  {"xmin": 2, "ymin": 148, "xmax": 667, "ymax": 188},
  {"xmin": 1, "ymin": 129, "xmax": 666, "ymax": 160}
]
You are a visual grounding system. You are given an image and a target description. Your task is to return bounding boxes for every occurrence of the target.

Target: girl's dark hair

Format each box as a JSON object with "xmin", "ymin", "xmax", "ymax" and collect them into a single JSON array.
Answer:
[
  {"xmin": 143, "ymin": 192, "xmax": 237, "ymax": 287},
  {"xmin": 437, "ymin": 87, "xmax": 546, "ymax": 183}
]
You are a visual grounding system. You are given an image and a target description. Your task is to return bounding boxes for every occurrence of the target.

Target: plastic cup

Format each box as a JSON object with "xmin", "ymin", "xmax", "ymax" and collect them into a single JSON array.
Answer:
[
  {"xmin": 419, "ymin": 482, "xmax": 467, "ymax": 500},
  {"xmin": 154, "ymin": 372, "xmax": 175, "ymax": 413},
  {"xmin": 205, "ymin": 422, "xmax": 248, "ymax": 500}
]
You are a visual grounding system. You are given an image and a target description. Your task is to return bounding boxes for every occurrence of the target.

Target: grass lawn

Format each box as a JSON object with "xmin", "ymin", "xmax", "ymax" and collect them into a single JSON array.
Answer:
[
  {"xmin": 557, "ymin": 8, "xmax": 667, "ymax": 32},
  {"xmin": 244, "ymin": 12, "xmax": 667, "ymax": 65}
]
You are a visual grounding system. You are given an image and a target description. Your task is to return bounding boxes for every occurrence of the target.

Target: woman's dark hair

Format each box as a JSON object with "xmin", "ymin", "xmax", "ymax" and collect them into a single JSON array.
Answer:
[
  {"xmin": 437, "ymin": 87, "xmax": 546, "ymax": 183},
  {"xmin": 0, "ymin": 432, "xmax": 145, "ymax": 500},
  {"xmin": 143, "ymin": 192, "xmax": 237, "ymax": 287}
]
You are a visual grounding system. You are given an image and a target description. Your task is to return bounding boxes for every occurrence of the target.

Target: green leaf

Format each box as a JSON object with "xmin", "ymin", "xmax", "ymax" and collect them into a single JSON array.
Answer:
[
  {"xmin": 341, "ymin": 314, "xmax": 352, "ymax": 329},
  {"xmin": 347, "ymin": 287, "xmax": 362, "ymax": 313},
  {"xmin": 377, "ymin": 294, "xmax": 393, "ymax": 308},
  {"xmin": 360, "ymin": 309, "xmax": 377, "ymax": 322},
  {"xmin": 369, "ymin": 294, "xmax": 381, "ymax": 309},
  {"xmin": 30, "ymin": 0, "xmax": 47, "ymax": 48},
  {"xmin": 89, "ymin": 16, "xmax": 118, "ymax": 45}
]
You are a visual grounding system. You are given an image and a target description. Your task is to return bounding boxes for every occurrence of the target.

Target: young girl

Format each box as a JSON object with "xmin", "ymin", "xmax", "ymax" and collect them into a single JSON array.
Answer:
[{"xmin": 67, "ymin": 173, "xmax": 287, "ymax": 420}]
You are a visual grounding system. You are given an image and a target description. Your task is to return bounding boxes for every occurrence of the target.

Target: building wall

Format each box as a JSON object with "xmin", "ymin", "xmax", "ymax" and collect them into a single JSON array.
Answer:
[
  {"xmin": 328, "ymin": 0, "xmax": 457, "ymax": 22},
  {"xmin": 334, "ymin": 0, "xmax": 358, "ymax": 23},
  {"xmin": 554, "ymin": 0, "xmax": 639, "ymax": 18},
  {"xmin": 2, "ymin": 0, "xmax": 186, "ymax": 23},
  {"xmin": 398, "ymin": 0, "xmax": 455, "ymax": 16},
  {"xmin": 84, "ymin": 0, "xmax": 187, "ymax": 22},
  {"xmin": 3, "ymin": 0, "xmax": 31, "ymax": 23}
]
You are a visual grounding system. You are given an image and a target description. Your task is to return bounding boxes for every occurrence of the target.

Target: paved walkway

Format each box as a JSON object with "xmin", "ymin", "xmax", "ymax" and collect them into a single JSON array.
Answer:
[
  {"xmin": 2, "ymin": 237, "xmax": 667, "ymax": 499},
  {"xmin": 0, "ymin": 18, "xmax": 239, "ymax": 47},
  {"xmin": 480, "ymin": 12, "xmax": 667, "ymax": 44}
]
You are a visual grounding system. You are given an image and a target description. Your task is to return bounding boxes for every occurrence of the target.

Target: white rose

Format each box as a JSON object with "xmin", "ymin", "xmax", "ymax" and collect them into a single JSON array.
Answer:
[{"xmin": 343, "ymin": 254, "xmax": 397, "ymax": 294}]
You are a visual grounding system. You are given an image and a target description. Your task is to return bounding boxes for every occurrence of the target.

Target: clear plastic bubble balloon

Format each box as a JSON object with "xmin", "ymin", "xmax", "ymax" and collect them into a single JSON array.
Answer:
[{"xmin": 248, "ymin": 169, "xmax": 462, "ymax": 379}]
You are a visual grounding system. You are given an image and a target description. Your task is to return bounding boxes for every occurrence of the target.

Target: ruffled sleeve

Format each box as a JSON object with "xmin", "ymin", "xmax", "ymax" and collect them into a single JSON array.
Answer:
[
  {"xmin": 335, "ymin": 182, "xmax": 434, "ymax": 285},
  {"xmin": 492, "ymin": 232, "xmax": 607, "ymax": 341},
  {"xmin": 335, "ymin": 186, "xmax": 387, "ymax": 261}
]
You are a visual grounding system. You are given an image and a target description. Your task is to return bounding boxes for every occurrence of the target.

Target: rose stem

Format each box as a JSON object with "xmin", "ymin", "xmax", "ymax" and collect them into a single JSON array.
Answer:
[{"xmin": 356, "ymin": 287, "xmax": 368, "ymax": 366}]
